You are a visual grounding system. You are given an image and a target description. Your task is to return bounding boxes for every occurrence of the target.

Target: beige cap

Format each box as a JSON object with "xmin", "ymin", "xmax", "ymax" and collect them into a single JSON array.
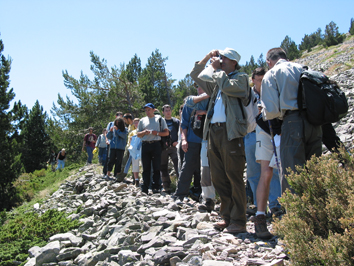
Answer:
[{"xmin": 219, "ymin": 47, "xmax": 241, "ymax": 63}]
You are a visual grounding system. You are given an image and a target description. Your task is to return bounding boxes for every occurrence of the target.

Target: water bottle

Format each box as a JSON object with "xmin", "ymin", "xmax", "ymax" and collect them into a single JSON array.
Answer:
[{"xmin": 194, "ymin": 115, "xmax": 202, "ymax": 129}]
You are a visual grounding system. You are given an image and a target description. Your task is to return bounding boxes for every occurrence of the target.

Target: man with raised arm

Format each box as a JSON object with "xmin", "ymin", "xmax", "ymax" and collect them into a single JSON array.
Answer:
[{"xmin": 190, "ymin": 48, "xmax": 249, "ymax": 234}]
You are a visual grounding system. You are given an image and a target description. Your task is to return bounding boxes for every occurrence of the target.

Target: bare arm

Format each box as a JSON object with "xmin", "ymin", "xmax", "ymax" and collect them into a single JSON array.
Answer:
[
  {"xmin": 137, "ymin": 129, "xmax": 150, "ymax": 138},
  {"xmin": 192, "ymin": 93, "xmax": 210, "ymax": 104}
]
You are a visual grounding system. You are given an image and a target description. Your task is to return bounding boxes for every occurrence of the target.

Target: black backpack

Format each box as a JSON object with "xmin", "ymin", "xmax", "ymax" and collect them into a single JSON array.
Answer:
[{"xmin": 297, "ymin": 68, "xmax": 348, "ymax": 126}]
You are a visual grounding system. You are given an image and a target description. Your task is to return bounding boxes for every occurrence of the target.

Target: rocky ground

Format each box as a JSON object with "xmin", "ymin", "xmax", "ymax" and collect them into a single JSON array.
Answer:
[{"xmin": 24, "ymin": 164, "xmax": 287, "ymax": 266}]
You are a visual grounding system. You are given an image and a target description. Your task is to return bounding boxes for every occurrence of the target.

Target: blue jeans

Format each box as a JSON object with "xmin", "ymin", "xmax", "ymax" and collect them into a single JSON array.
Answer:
[
  {"xmin": 244, "ymin": 132, "xmax": 281, "ymax": 209},
  {"xmin": 98, "ymin": 147, "xmax": 107, "ymax": 165},
  {"xmin": 56, "ymin": 160, "xmax": 65, "ymax": 170},
  {"xmin": 86, "ymin": 146, "xmax": 94, "ymax": 163},
  {"xmin": 175, "ymin": 142, "xmax": 201, "ymax": 198}
]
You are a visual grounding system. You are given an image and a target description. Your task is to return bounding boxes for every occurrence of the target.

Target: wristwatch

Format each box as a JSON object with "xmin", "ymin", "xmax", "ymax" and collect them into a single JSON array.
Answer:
[{"xmin": 157, "ymin": 132, "xmax": 159, "ymax": 136}]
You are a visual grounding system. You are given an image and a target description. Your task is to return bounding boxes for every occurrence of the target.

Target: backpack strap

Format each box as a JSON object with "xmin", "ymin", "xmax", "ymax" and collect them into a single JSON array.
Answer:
[
  {"xmin": 237, "ymin": 98, "xmax": 246, "ymax": 120},
  {"xmin": 158, "ymin": 116, "xmax": 162, "ymax": 132}
]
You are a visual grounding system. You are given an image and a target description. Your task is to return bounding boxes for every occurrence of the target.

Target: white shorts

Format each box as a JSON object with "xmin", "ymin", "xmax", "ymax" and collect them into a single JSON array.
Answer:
[
  {"xmin": 132, "ymin": 156, "xmax": 140, "ymax": 172},
  {"xmin": 255, "ymin": 125, "xmax": 274, "ymax": 162}
]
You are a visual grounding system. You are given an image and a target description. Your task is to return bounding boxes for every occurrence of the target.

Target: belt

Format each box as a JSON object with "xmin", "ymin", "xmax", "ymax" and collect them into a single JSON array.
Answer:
[
  {"xmin": 284, "ymin": 109, "xmax": 300, "ymax": 117},
  {"xmin": 212, "ymin": 122, "xmax": 226, "ymax": 127},
  {"xmin": 142, "ymin": 140, "xmax": 160, "ymax": 144}
]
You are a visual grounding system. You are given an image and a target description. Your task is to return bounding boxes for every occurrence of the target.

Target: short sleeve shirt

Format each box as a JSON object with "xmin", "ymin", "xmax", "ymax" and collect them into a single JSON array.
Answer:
[{"xmin": 137, "ymin": 115, "xmax": 168, "ymax": 141}]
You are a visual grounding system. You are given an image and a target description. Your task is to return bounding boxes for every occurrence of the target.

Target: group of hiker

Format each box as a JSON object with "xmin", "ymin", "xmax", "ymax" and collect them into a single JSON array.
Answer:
[{"xmin": 79, "ymin": 46, "xmax": 346, "ymax": 240}]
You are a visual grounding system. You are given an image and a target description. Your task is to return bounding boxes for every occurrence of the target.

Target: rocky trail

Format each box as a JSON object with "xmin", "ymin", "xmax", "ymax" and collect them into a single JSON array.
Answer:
[{"xmin": 25, "ymin": 164, "xmax": 287, "ymax": 266}]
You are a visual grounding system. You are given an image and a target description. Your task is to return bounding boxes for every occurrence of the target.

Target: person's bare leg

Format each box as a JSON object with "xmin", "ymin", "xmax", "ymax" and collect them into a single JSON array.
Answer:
[
  {"xmin": 256, "ymin": 160, "xmax": 273, "ymax": 212},
  {"xmin": 254, "ymin": 160, "xmax": 274, "ymax": 239}
]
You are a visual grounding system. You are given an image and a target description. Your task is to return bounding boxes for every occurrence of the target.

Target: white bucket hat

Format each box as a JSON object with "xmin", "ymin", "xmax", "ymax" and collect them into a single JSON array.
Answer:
[{"xmin": 219, "ymin": 47, "xmax": 241, "ymax": 63}]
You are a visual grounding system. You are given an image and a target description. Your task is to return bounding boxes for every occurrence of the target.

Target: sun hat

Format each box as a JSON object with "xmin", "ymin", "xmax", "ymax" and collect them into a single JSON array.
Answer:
[{"xmin": 219, "ymin": 48, "xmax": 241, "ymax": 63}]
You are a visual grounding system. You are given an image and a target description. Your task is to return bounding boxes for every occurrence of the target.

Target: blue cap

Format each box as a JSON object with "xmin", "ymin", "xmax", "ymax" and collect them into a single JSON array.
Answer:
[{"xmin": 143, "ymin": 103, "xmax": 155, "ymax": 109}]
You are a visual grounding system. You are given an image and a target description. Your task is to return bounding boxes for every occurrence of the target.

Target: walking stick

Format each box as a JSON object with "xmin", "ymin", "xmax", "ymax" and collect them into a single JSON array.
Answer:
[{"xmin": 268, "ymin": 120, "xmax": 283, "ymax": 178}]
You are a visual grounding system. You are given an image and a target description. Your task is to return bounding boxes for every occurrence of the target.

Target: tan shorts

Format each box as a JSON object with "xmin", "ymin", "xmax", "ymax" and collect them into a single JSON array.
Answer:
[{"xmin": 255, "ymin": 125, "xmax": 274, "ymax": 163}]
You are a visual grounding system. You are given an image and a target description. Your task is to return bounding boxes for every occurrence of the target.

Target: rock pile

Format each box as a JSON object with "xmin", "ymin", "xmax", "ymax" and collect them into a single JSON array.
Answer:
[{"xmin": 24, "ymin": 164, "xmax": 287, "ymax": 266}]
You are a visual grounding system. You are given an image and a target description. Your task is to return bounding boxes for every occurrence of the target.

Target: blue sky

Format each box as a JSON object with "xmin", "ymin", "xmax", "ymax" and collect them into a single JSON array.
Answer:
[{"xmin": 1, "ymin": 0, "xmax": 354, "ymax": 116}]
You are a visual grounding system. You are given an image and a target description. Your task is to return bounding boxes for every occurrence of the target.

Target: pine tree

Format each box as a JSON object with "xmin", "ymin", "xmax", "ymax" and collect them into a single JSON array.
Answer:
[
  {"xmin": 0, "ymin": 37, "xmax": 19, "ymax": 210},
  {"xmin": 138, "ymin": 49, "xmax": 174, "ymax": 109},
  {"xmin": 125, "ymin": 54, "xmax": 141, "ymax": 83},
  {"xmin": 280, "ymin": 35, "xmax": 301, "ymax": 60},
  {"xmin": 257, "ymin": 53, "xmax": 267, "ymax": 69},
  {"xmin": 21, "ymin": 100, "xmax": 50, "ymax": 173},
  {"xmin": 349, "ymin": 18, "xmax": 354, "ymax": 35},
  {"xmin": 323, "ymin": 21, "xmax": 344, "ymax": 47},
  {"xmin": 299, "ymin": 28, "xmax": 322, "ymax": 52}
]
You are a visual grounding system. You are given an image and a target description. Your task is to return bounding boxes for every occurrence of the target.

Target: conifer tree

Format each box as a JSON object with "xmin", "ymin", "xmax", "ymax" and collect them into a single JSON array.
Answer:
[
  {"xmin": 323, "ymin": 21, "xmax": 344, "ymax": 47},
  {"xmin": 21, "ymin": 100, "xmax": 50, "ymax": 173},
  {"xmin": 139, "ymin": 49, "xmax": 174, "ymax": 109},
  {"xmin": 280, "ymin": 35, "xmax": 301, "ymax": 60},
  {"xmin": 349, "ymin": 18, "xmax": 354, "ymax": 36},
  {"xmin": 0, "ymin": 37, "xmax": 18, "ymax": 210}
]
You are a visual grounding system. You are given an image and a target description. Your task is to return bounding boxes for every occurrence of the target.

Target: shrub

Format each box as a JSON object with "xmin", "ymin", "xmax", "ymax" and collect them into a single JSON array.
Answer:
[
  {"xmin": 274, "ymin": 148, "xmax": 354, "ymax": 265},
  {"xmin": 0, "ymin": 209, "xmax": 82, "ymax": 265}
]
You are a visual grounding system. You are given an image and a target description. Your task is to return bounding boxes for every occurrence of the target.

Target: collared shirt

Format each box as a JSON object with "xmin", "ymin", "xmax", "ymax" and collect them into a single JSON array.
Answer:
[{"xmin": 261, "ymin": 59, "xmax": 303, "ymax": 120}]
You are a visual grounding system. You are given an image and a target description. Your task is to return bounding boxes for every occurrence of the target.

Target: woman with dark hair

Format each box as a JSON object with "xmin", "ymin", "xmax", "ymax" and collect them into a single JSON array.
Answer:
[{"xmin": 106, "ymin": 117, "xmax": 128, "ymax": 179}]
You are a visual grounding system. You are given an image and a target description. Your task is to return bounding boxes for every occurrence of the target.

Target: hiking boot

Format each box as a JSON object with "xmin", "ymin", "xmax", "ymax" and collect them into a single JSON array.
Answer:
[
  {"xmin": 213, "ymin": 220, "xmax": 229, "ymax": 230},
  {"xmin": 224, "ymin": 223, "xmax": 247, "ymax": 234},
  {"xmin": 135, "ymin": 180, "xmax": 140, "ymax": 187},
  {"xmin": 189, "ymin": 186, "xmax": 202, "ymax": 202},
  {"xmin": 254, "ymin": 214, "xmax": 273, "ymax": 239},
  {"xmin": 116, "ymin": 174, "xmax": 125, "ymax": 182},
  {"xmin": 198, "ymin": 198, "xmax": 215, "ymax": 212}
]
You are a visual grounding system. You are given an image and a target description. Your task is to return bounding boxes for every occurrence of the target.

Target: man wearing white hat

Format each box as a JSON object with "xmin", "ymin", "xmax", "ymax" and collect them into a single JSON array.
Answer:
[{"xmin": 190, "ymin": 48, "xmax": 249, "ymax": 234}]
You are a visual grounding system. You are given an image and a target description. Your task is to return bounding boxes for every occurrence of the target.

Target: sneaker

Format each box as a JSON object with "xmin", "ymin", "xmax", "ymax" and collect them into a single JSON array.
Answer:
[
  {"xmin": 254, "ymin": 214, "xmax": 273, "ymax": 239},
  {"xmin": 224, "ymin": 223, "xmax": 247, "ymax": 234},
  {"xmin": 213, "ymin": 220, "xmax": 229, "ymax": 230}
]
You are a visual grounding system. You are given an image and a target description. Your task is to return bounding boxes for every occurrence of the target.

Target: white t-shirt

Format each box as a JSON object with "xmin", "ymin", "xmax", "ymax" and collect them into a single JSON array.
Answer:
[{"xmin": 210, "ymin": 89, "xmax": 227, "ymax": 123}]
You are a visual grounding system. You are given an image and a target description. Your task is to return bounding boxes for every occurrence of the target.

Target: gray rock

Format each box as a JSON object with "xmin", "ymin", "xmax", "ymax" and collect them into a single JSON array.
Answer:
[
  {"xmin": 36, "ymin": 241, "xmax": 60, "ymax": 266},
  {"xmin": 28, "ymin": 246, "xmax": 42, "ymax": 258},
  {"xmin": 56, "ymin": 247, "xmax": 82, "ymax": 261}
]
